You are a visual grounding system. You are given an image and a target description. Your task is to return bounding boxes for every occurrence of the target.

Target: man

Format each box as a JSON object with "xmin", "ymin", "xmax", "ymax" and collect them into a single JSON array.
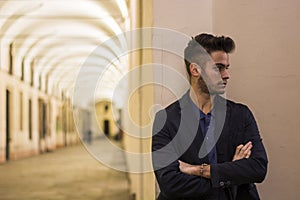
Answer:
[{"xmin": 152, "ymin": 33, "xmax": 268, "ymax": 200}]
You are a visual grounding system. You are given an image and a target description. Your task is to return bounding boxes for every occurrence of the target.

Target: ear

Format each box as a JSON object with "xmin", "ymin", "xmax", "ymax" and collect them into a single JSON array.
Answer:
[{"xmin": 189, "ymin": 63, "xmax": 201, "ymax": 77}]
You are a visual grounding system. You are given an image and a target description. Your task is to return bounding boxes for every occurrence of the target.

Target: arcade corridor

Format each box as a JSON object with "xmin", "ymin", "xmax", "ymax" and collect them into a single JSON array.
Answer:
[
  {"xmin": 0, "ymin": 0, "xmax": 299, "ymax": 199},
  {"xmin": 0, "ymin": 138, "xmax": 130, "ymax": 200}
]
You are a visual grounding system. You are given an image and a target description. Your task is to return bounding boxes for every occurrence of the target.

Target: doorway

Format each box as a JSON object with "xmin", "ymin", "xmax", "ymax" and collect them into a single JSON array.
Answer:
[
  {"xmin": 104, "ymin": 120, "xmax": 110, "ymax": 136},
  {"xmin": 38, "ymin": 99, "xmax": 47, "ymax": 152},
  {"xmin": 5, "ymin": 90, "xmax": 10, "ymax": 160}
]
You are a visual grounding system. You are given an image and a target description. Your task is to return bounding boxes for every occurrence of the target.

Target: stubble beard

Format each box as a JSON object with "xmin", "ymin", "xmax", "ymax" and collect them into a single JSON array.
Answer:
[
  {"xmin": 197, "ymin": 76, "xmax": 210, "ymax": 95},
  {"xmin": 197, "ymin": 76, "xmax": 225, "ymax": 95}
]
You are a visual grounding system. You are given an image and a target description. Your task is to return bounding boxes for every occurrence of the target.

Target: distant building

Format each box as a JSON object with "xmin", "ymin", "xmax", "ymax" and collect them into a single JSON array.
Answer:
[{"xmin": 95, "ymin": 99, "xmax": 120, "ymax": 139}]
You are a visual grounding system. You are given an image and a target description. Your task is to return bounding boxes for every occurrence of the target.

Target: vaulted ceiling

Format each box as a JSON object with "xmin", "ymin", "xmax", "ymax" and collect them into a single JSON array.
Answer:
[{"xmin": 0, "ymin": 0, "xmax": 129, "ymax": 107}]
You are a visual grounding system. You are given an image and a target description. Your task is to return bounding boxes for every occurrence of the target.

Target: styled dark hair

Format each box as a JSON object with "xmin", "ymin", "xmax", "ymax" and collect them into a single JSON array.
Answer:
[{"xmin": 184, "ymin": 33, "xmax": 236, "ymax": 80}]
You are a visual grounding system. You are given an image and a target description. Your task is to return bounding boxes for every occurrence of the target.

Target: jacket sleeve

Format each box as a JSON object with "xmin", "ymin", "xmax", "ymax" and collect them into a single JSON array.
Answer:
[
  {"xmin": 152, "ymin": 110, "xmax": 212, "ymax": 199},
  {"xmin": 210, "ymin": 105, "xmax": 268, "ymax": 188}
]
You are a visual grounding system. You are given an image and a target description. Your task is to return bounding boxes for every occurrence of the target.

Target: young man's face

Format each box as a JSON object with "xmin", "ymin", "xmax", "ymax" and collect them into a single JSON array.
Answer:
[{"xmin": 200, "ymin": 50, "xmax": 230, "ymax": 95}]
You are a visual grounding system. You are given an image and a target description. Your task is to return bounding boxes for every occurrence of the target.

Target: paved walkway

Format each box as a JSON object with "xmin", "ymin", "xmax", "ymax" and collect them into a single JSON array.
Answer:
[{"xmin": 0, "ymin": 138, "xmax": 130, "ymax": 200}]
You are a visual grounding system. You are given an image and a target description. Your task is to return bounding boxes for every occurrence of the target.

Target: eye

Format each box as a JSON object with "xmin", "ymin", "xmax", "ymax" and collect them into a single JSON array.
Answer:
[
  {"xmin": 216, "ymin": 65, "xmax": 224, "ymax": 72},
  {"xmin": 215, "ymin": 64, "xmax": 229, "ymax": 72},
  {"xmin": 212, "ymin": 64, "xmax": 220, "ymax": 71}
]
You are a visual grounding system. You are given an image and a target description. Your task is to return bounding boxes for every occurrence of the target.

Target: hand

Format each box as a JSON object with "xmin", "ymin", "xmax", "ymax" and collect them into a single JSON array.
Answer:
[
  {"xmin": 178, "ymin": 161, "xmax": 211, "ymax": 179},
  {"xmin": 178, "ymin": 160, "xmax": 197, "ymax": 175},
  {"xmin": 232, "ymin": 141, "xmax": 252, "ymax": 161}
]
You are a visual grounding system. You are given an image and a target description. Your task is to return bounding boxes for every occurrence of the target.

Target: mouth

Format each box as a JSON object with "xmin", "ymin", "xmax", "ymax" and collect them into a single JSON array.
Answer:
[{"xmin": 219, "ymin": 82, "xmax": 227, "ymax": 88}]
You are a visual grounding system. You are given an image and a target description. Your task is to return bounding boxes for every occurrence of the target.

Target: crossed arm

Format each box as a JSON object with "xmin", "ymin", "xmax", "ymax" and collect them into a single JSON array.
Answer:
[
  {"xmin": 179, "ymin": 141, "xmax": 253, "ymax": 178},
  {"xmin": 152, "ymin": 106, "xmax": 268, "ymax": 198}
]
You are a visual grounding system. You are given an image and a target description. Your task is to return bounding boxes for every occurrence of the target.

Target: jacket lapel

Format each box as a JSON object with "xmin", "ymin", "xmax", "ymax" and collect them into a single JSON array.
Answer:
[{"xmin": 215, "ymin": 95, "xmax": 232, "ymax": 163}]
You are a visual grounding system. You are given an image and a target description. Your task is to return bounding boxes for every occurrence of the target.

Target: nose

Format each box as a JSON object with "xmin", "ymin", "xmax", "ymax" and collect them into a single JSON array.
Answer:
[{"xmin": 221, "ymin": 68, "xmax": 230, "ymax": 80}]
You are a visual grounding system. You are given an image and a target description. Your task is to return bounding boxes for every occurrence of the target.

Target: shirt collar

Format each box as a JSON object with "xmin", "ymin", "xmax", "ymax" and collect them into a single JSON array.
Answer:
[{"xmin": 186, "ymin": 91, "xmax": 214, "ymax": 120}]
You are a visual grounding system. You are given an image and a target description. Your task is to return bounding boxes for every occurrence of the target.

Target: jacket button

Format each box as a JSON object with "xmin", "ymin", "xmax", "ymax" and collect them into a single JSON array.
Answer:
[{"xmin": 220, "ymin": 181, "xmax": 225, "ymax": 187}]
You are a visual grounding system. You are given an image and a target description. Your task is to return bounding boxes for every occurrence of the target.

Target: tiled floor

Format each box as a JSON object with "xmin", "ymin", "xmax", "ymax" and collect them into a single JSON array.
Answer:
[{"xmin": 0, "ymin": 138, "xmax": 130, "ymax": 200}]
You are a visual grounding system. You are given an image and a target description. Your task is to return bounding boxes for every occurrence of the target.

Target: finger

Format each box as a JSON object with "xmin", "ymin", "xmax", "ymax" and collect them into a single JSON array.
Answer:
[
  {"xmin": 235, "ymin": 143, "xmax": 251, "ymax": 159},
  {"xmin": 243, "ymin": 141, "xmax": 252, "ymax": 149},
  {"xmin": 243, "ymin": 148, "xmax": 250, "ymax": 157},
  {"xmin": 178, "ymin": 161, "xmax": 185, "ymax": 171},
  {"xmin": 235, "ymin": 144, "xmax": 244, "ymax": 155},
  {"xmin": 233, "ymin": 145, "xmax": 244, "ymax": 161},
  {"xmin": 242, "ymin": 144, "xmax": 252, "ymax": 156},
  {"xmin": 246, "ymin": 141, "xmax": 252, "ymax": 147},
  {"xmin": 241, "ymin": 142, "xmax": 252, "ymax": 152},
  {"xmin": 245, "ymin": 150, "xmax": 251, "ymax": 158},
  {"xmin": 243, "ymin": 144, "xmax": 252, "ymax": 154}
]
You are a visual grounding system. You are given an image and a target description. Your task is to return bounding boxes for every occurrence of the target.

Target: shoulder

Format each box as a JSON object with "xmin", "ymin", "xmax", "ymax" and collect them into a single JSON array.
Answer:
[
  {"xmin": 155, "ymin": 99, "xmax": 181, "ymax": 121},
  {"xmin": 224, "ymin": 98, "xmax": 254, "ymax": 120},
  {"xmin": 214, "ymin": 95, "xmax": 253, "ymax": 117},
  {"xmin": 152, "ymin": 99, "xmax": 182, "ymax": 136},
  {"xmin": 165, "ymin": 100, "xmax": 181, "ymax": 114},
  {"xmin": 153, "ymin": 90, "xmax": 191, "ymax": 127},
  {"xmin": 219, "ymin": 96, "xmax": 251, "ymax": 112}
]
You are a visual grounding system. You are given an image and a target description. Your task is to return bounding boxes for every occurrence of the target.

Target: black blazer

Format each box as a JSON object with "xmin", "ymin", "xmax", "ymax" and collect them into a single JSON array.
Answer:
[{"xmin": 152, "ymin": 91, "xmax": 268, "ymax": 200}]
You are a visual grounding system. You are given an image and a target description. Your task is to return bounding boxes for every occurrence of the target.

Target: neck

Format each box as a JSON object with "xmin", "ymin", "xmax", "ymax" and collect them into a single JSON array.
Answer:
[{"xmin": 189, "ymin": 87, "xmax": 215, "ymax": 114}]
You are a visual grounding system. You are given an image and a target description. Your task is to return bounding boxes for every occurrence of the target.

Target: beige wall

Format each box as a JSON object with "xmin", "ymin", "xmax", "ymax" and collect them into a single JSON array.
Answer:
[
  {"xmin": 153, "ymin": 0, "xmax": 213, "ymax": 107},
  {"xmin": 124, "ymin": 1, "xmax": 156, "ymax": 200},
  {"xmin": 125, "ymin": 1, "xmax": 213, "ymax": 199},
  {"xmin": 0, "ymin": 69, "xmax": 78, "ymax": 162},
  {"xmin": 126, "ymin": 0, "xmax": 300, "ymax": 199},
  {"xmin": 0, "ymin": 71, "xmax": 40, "ymax": 161},
  {"xmin": 213, "ymin": 0, "xmax": 300, "ymax": 199},
  {"xmin": 151, "ymin": 0, "xmax": 213, "ymax": 198}
]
